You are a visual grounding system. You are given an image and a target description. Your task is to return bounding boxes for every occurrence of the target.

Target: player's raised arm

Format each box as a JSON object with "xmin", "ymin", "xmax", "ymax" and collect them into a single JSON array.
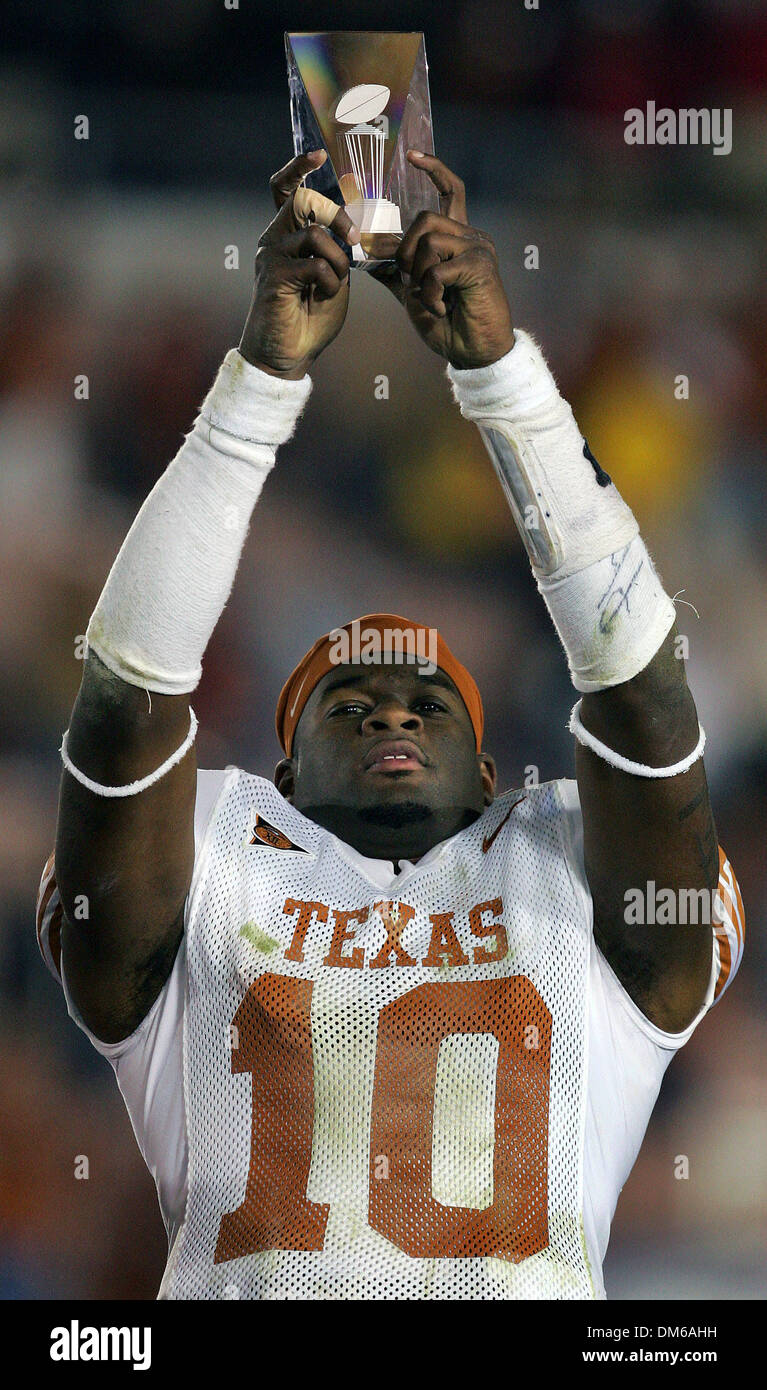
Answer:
[
  {"xmin": 53, "ymin": 152, "xmax": 359, "ymax": 1043},
  {"xmin": 377, "ymin": 150, "xmax": 722, "ymax": 1034}
]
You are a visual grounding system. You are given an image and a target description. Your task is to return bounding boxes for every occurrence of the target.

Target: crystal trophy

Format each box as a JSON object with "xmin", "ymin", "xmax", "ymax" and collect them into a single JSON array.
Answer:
[{"xmin": 285, "ymin": 31, "xmax": 439, "ymax": 270}]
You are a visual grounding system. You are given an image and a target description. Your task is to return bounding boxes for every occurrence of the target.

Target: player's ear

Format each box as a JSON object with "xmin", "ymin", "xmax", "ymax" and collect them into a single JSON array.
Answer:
[
  {"xmin": 274, "ymin": 757, "xmax": 295, "ymax": 802},
  {"xmin": 479, "ymin": 753, "xmax": 496, "ymax": 806}
]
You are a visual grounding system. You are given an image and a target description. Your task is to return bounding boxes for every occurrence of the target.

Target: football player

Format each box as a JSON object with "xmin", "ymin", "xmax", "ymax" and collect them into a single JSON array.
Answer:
[{"xmin": 37, "ymin": 149, "xmax": 744, "ymax": 1299}]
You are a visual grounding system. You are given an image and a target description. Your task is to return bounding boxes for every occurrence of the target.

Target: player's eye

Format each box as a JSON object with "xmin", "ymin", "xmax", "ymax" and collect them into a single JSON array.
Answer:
[
  {"xmin": 329, "ymin": 700, "xmax": 370, "ymax": 716},
  {"xmin": 415, "ymin": 699, "xmax": 447, "ymax": 714}
]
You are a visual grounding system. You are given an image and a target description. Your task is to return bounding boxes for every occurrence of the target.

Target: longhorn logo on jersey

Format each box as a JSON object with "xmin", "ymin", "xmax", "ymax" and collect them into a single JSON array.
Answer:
[{"xmin": 249, "ymin": 816, "xmax": 305, "ymax": 852}]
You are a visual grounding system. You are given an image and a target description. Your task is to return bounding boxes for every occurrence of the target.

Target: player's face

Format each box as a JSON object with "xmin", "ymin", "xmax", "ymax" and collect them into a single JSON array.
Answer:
[{"xmin": 275, "ymin": 661, "xmax": 496, "ymax": 859}]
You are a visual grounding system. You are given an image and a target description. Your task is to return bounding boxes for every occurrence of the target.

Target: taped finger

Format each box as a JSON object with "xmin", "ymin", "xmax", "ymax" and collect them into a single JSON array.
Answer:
[
  {"xmin": 294, "ymin": 186, "xmax": 339, "ymax": 229},
  {"xmin": 293, "ymin": 185, "xmax": 361, "ymax": 247}
]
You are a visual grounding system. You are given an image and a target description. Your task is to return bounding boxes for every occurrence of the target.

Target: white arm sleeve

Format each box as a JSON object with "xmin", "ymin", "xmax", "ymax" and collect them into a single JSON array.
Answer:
[
  {"xmin": 446, "ymin": 333, "xmax": 676, "ymax": 690},
  {"xmin": 86, "ymin": 351, "xmax": 313, "ymax": 694}
]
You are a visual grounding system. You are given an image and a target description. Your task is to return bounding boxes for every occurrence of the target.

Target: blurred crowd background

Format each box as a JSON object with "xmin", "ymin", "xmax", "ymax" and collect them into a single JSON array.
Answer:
[{"xmin": 1, "ymin": 0, "xmax": 765, "ymax": 1300}]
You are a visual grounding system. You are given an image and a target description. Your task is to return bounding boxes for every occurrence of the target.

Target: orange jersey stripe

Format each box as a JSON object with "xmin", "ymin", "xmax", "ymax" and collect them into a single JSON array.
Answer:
[
  {"xmin": 713, "ymin": 924, "xmax": 733, "ymax": 1002},
  {"xmin": 713, "ymin": 846, "xmax": 745, "ymax": 1002},
  {"xmin": 720, "ymin": 856, "xmax": 745, "ymax": 952}
]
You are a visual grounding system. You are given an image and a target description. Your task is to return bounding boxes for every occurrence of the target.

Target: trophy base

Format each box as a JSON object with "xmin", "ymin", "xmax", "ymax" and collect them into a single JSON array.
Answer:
[
  {"xmin": 346, "ymin": 197, "xmax": 402, "ymax": 234},
  {"xmin": 355, "ymin": 232, "xmax": 403, "ymax": 264},
  {"xmin": 346, "ymin": 199, "xmax": 403, "ymax": 264}
]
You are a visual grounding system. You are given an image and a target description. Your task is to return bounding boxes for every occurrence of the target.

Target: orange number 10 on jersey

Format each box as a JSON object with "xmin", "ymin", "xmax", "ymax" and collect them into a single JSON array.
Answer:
[{"xmin": 215, "ymin": 973, "xmax": 552, "ymax": 1264}]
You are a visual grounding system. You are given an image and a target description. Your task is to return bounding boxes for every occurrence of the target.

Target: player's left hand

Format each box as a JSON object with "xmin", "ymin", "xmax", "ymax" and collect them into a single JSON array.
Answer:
[{"xmin": 369, "ymin": 150, "xmax": 515, "ymax": 370}]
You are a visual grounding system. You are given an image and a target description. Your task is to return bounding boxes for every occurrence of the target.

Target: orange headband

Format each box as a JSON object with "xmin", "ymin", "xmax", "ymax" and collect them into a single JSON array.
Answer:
[{"xmin": 275, "ymin": 613, "xmax": 484, "ymax": 757}]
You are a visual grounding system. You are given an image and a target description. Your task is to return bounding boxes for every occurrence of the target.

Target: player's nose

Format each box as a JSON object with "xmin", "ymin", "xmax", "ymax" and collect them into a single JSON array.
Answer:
[{"xmin": 361, "ymin": 700, "xmax": 423, "ymax": 736}]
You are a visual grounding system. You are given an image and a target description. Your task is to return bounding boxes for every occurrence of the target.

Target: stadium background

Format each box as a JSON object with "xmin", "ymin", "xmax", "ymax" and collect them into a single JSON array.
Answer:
[{"xmin": 1, "ymin": 0, "xmax": 765, "ymax": 1299}]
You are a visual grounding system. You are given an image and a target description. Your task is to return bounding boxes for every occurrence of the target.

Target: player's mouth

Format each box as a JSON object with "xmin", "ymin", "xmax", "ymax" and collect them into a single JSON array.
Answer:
[{"xmin": 363, "ymin": 739, "xmax": 426, "ymax": 774}]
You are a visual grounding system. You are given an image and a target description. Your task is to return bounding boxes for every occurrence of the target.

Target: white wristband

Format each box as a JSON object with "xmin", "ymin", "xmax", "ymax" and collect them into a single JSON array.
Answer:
[
  {"xmin": 60, "ymin": 708, "xmax": 198, "ymax": 796},
  {"xmin": 569, "ymin": 699, "xmax": 705, "ymax": 777}
]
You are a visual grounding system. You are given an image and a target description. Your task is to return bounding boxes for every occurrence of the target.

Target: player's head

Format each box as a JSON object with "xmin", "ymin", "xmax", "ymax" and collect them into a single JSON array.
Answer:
[{"xmin": 274, "ymin": 615, "xmax": 496, "ymax": 858}]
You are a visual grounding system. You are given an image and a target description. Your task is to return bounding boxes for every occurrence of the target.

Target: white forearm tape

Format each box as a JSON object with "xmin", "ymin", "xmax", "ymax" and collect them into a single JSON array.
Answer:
[
  {"xmin": 86, "ymin": 350, "xmax": 313, "ymax": 694},
  {"xmin": 446, "ymin": 331, "xmax": 676, "ymax": 690}
]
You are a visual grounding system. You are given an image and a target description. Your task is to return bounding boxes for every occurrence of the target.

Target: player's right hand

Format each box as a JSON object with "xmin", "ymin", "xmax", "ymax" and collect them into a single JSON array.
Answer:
[{"xmin": 239, "ymin": 150, "xmax": 360, "ymax": 379}]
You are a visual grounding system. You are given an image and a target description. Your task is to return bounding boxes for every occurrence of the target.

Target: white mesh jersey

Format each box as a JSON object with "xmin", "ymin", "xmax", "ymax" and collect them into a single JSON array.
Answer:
[{"xmin": 36, "ymin": 770, "xmax": 745, "ymax": 1301}]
